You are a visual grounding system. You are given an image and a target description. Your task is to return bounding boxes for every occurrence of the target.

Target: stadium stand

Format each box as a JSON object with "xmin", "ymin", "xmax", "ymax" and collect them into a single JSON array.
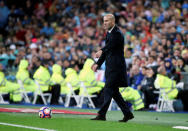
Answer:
[{"xmin": 0, "ymin": 0, "xmax": 188, "ymax": 111}]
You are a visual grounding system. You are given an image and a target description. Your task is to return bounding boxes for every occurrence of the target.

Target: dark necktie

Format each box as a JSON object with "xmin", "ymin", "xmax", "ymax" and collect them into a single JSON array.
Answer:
[{"xmin": 106, "ymin": 32, "xmax": 110, "ymax": 42}]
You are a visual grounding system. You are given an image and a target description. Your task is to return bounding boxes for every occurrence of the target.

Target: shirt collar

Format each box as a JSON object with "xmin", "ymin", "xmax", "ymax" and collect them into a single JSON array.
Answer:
[{"xmin": 108, "ymin": 25, "xmax": 115, "ymax": 33}]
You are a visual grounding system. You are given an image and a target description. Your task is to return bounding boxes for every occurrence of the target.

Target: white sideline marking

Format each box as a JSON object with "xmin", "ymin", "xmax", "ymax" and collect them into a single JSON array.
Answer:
[
  {"xmin": 173, "ymin": 126, "xmax": 188, "ymax": 130},
  {"xmin": 0, "ymin": 122, "xmax": 56, "ymax": 131}
]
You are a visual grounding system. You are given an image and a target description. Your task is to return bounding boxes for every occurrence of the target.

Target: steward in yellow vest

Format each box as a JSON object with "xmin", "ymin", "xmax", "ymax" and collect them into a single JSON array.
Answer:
[
  {"xmin": 50, "ymin": 64, "xmax": 66, "ymax": 92},
  {"xmin": 0, "ymin": 64, "xmax": 22, "ymax": 103},
  {"xmin": 154, "ymin": 66, "xmax": 178, "ymax": 100},
  {"xmin": 154, "ymin": 66, "xmax": 188, "ymax": 111},
  {"xmin": 34, "ymin": 60, "xmax": 60, "ymax": 105},
  {"xmin": 79, "ymin": 58, "xmax": 104, "ymax": 95},
  {"xmin": 120, "ymin": 87, "xmax": 144, "ymax": 110},
  {"xmin": 64, "ymin": 68, "xmax": 80, "ymax": 94},
  {"xmin": 16, "ymin": 59, "xmax": 36, "ymax": 92},
  {"xmin": 33, "ymin": 66, "xmax": 51, "ymax": 92}
]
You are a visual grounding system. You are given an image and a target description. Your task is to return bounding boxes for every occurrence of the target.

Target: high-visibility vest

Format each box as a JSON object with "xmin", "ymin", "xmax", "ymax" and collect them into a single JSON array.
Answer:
[
  {"xmin": 0, "ymin": 71, "xmax": 22, "ymax": 102},
  {"xmin": 61, "ymin": 68, "xmax": 80, "ymax": 94},
  {"xmin": 50, "ymin": 64, "xmax": 65, "ymax": 85},
  {"xmin": 33, "ymin": 66, "xmax": 51, "ymax": 91},
  {"xmin": 0, "ymin": 72, "xmax": 6, "ymax": 87},
  {"xmin": 154, "ymin": 74, "xmax": 178, "ymax": 99},
  {"xmin": 50, "ymin": 64, "xmax": 69, "ymax": 94},
  {"xmin": 79, "ymin": 59, "xmax": 104, "ymax": 95},
  {"xmin": 16, "ymin": 59, "xmax": 36, "ymax": 92},
  {"xmin": 120, "ymin": 87, "xmax": 144, "ymax": 110}
]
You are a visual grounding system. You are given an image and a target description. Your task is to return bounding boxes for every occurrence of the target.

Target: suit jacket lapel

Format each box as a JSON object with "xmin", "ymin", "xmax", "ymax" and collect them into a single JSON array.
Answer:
[
  {"xmin": 105, "ymin": 32, "xmax": 110, "ymax": 43},
  {"xmin": 105, "ymin": 25, "xmax": 117, "ymax": 44}
]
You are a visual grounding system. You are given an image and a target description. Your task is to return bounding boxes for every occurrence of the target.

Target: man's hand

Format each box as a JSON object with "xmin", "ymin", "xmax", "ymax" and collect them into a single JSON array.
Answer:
[
  {"xmin": 95, "ymin": 50, "xmax": 103, "ymax": 58},
  {"xmin": 137, "ymin": 85, "xmax": 142, "ymax": 90},
  {"xmin": 91, "ymin": 64, "xmax": 98, "ymax": 72}
]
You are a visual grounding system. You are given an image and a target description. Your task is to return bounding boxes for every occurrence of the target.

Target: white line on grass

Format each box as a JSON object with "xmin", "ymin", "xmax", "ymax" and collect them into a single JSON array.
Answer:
[
  {"xmin": 0, "ymin": 122, "xmax": 56, "ymax": 131},
  {"xmin": 173, "ymin": 126, "xmax": 188, "ymax": 130}
]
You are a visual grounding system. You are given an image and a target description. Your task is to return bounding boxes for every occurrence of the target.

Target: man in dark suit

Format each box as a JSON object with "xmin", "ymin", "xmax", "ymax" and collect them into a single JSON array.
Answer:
[{"xmin": 91, "ymin": 14, "xmax": 134, "ymax": 122}]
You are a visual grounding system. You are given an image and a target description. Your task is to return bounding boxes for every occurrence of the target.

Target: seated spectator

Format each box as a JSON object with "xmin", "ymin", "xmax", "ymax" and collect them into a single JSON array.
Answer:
[
  {"xmin": 164, "ymin": 59, "xmax": 175, "ymax": 75},
  {"xmin": 29, "ymin": 56, "xmax": 41, "ymax": 78},
  {"xmin": 164, "ymin": 58, "xmax": 180, "ymax": 82},
  {"xmin": 129, "ymin": 65, "xmax": 144, "ymax": 89},
  {"xmin": 147, "ymin": 56, "xmax": 158, "ymax": 67},
  {"xmin": 40, "ymin": 22, "xmax": 54, "ymax": 36},
  {"xmin": 138, "ymin": 67, "xmax": 158, "ymax": 109},
  {"xmin": 176, "ymin": 57, "xmax": 188, "ymax": 72}
]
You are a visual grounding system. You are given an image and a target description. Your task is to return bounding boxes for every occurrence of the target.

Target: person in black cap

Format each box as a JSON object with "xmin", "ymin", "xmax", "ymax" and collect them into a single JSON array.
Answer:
[
  {"xmin": 138, "ymin": 66, "xmax": 158, "ymax": 109},
  {"xmin": 33, "ymin": 57, "xmax": 60, "ymax": 105}
]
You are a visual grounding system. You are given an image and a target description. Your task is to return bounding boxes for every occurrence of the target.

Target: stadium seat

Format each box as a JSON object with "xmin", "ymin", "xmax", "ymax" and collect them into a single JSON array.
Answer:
[
  {"xmin": 60, "ymin": 82, "xmax": 80, "ymax": 107},
  {"xmin": 155, "ymin": 82, "xmax": 184, "ymax": 112},
  {"xmin": 78, "ymin": 81, "xmax": 97, "ymax": 108},
  {"xmin": 0, "ymin": 92, "xmax": 9, "ymax": 104},
  {"xmin": 155, "ymin": 88, "xmax": 175, "ymax": 112},
  {"xmin": 108, "ymin": 99, "xmax": 120, "ymax": 111},
  {"xmin": 108, "ymin": 88, "xmax": 127, "ymax": 111},
  {"xmin": 17, "ymin": 80, "xmax": 32, "ymax": 103},
  {"xmin": 32, "ymin": 80, "xmax": 51, "ymax": 105}
]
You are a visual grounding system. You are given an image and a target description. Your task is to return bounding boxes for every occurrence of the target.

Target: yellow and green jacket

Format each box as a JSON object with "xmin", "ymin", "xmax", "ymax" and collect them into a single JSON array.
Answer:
[
  {"xmin": 79, "ymin": 58, "xmax": 104, "ymax": 95},
  {"xmin": 154, "ymin": 74, "xmax": 178, "ymax": 100},
  {"xmin": 0, "ymin": 71, "xmax": 21, "ymax": 102},
  {"xmin": 120, "ymin": 87, "xmax": 144, "ymax": 110},
  {"xmin": 33, "ymin": 66, "xmax": 51, "ymax": 91},
  {"xmin": 16, "ymin": 59, "xmax": 36, "ymax": 92},
  {"xmin": 63, "ymin": 68, "xmax": 80, "ymax": 94}
]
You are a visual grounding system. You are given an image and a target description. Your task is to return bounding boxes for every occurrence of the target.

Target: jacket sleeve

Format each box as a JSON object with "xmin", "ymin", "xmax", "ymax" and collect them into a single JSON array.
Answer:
[
  {"xmin": 33, "ymin": 69, "xmax": 38, "ymax": 79},
  {"xmin": 101, "ymin": 32, "xmax": 122, "ymax": 54},
  {"xmin": 96, "ymin": 51, "xmax": 105, "ymax": 68}
]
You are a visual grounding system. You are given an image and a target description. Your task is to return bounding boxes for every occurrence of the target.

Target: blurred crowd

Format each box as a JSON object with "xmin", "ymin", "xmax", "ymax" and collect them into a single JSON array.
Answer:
[{"xmin": 0, "ymin": 0, "xmax": 188, "ymax": 110}]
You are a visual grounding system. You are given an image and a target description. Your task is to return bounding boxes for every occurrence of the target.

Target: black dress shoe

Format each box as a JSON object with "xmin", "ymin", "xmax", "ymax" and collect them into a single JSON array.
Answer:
[
  {"xmin": 119, "ymin": 112, "xmax": 134, "ymax": 122},
  {"xmin": 91, "ymin": 115, "xmax": 106, "ymax": 121}
]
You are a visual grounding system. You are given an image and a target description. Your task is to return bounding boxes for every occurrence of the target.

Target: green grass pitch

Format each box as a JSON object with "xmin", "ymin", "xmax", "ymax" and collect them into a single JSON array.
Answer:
[{"xmin": 0, "ymin": 105, "xmax": 187, "ymax": 131}]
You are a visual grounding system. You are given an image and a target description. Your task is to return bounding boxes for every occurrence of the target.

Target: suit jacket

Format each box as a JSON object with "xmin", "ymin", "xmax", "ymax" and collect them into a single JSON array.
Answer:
[{"xmin": 96, "ymin": 25, "xmax": 128, "ymax": 88}]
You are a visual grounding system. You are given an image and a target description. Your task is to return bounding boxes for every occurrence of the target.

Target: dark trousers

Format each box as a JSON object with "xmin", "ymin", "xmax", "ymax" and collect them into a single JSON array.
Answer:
[
  {"xmin": 177, "ymin": 90, "xmax": 188, "ymax": 111},
  {"xmin": 50, "ymin": 84, "xmax": 60, "ymax": 105},
  {"xmin": 141, "ymin": 87, "xmax": 158, "ymax": 108},
  {"xmin": 38, "ymin": 84, "xmax": 60, "ymax": 105},
  {"xmin": 98, "ymin": 87, "xmax": 131, "ymax": 117}
]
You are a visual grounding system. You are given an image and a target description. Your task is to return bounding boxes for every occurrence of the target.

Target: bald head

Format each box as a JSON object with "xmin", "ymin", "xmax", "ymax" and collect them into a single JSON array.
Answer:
[
  {"xmin": 103, "ymin": 14, "xmax": 115, "ymax": 30},
  {"xmin": 157, "ymin": 66, "xmax": 166, "ymax": 75},
  {"xmin": 105, "ymin": 14, "xmax": 115, "ymax": 22}
]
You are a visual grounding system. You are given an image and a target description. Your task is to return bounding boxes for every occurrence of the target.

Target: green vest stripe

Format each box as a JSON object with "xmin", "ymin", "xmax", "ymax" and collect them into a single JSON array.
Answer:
[
  {"xmin": 90, "ymin": 80, "xmax": 97, "ymax": 86},
  {"xmin": 0, "ymin": 79, "xmax": 6, "ymax": 86},
  {"xmin": 72, "ymin": 82, "xmax": 80, "ymax": 87},
  {"xmin": 166, "ymin": 88, "xmax": 176, "ymax": 94},
  {"xmin": 134, "ymin": 98, "xmax": 142, "ymax": 103},
  {"xmin": 22, "ymin": 78, "xmax": 29, "ymax": 83},
  {"xmin": 134, "ymin": 101, "xmax": 143, "ymax": 106}
]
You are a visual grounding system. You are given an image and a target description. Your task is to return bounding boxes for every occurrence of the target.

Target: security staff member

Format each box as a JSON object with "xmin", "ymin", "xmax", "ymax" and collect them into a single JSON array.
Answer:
[{"xmin": 34, "ymin": 60, "xmax": 60, "ymax": 105}]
